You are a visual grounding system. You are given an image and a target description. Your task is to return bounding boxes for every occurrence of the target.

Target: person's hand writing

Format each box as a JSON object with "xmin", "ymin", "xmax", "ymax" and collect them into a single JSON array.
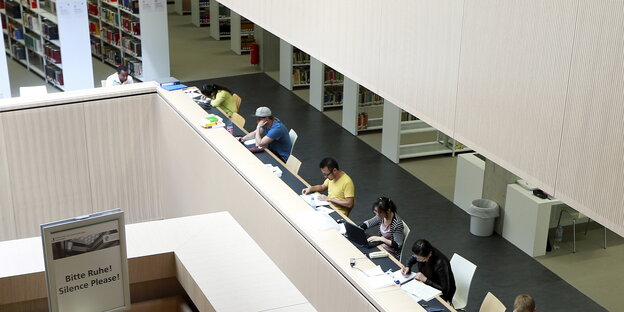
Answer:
[
  {"xmin": 301, "ymin": 187, "xmax": 310, "ymax": 195},
  {"xmin": 401, "ymin": 267, "xmax": 410, "ymax": 276},
  {"xmin": 414, "ymin": 272, "xmax": 428, "ymax": 283},
  {"xmin": 318, "ymin": 194, "xmax": 329, "ymax": 201}
]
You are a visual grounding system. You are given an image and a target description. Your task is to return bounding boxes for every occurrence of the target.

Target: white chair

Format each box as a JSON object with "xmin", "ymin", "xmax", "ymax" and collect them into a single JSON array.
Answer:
[
  {"xmin": 478, "ymin": 292, "xmax": 506, "ymax": 312},
  {"xmin": 399, "ymin": 220, "xmax": 411, "ymax": 263},
  {"xmin": 285, "ymin": 155, "xmax": 302, "ymax": 174},
  {"xmin": 288, "ymin": 129, "xmax": 298, "ymax": 155},
  {"xmin": 450, "ymin": 253, "xmax": 477, "ymax": 310},
  {"xmin": 19, "ymin": 86, "xmax": 47, "ymax": 97},
  {"xmin": 557, "ymin": 207, "xmax": 606, "ymax": 253}
]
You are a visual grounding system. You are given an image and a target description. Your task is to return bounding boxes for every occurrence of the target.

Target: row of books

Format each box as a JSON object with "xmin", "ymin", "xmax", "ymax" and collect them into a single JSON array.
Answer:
[
  {"xmin": 87, "ymin": 1, "xmax": 98, "ymax": 16},
  {"xmin": 42, "ymin": 22, "xmax": 58, "ymax": 40},
  {"xmin": 218, "ymin": 21, "xmax": 230, "ymax": 36},
  {"xmin": 324, "ymin": 68, "xmax": 344, "ymax": 85},
  {"xmin": 121, "ymin": 15, "xmax": 140, "ymax": 36},
  {"xmin": 5, "ymin": 1, "xmax": 21, "ymax": 18},
  {"xmin": 218, "ymin": 5, "xmax": 229, "ymax": 18},
  {"xmin": 45, "ymin": 64, "xmax": 63, "ymax": 85},
  {"xmin": 199, "ymin": 12, "xmax": 210, "ymax": 25},
  {"xmin": 103, "ymin": 45, "xmax": 122, "ymax": 65},
  {"xmin": 24, "ymin": 33, "xmax": 42, "ymax": 53},
  {"xmin": 8, "ymin": 22, "xmax": 23, "ymax": 40},
  {"xmin": 101, "ymin": 6, "xmax": 119, "ymax": 25},
  {"xmin": 23, "ymin": 12, "xmax": 41, "ymax": 33},
  {"xmin": 241, "ymin": 20, "xmax": 254, "ymax": 33},
  {"xmin": 90, "ymin": 37, "xmax": 101, "ymax": 56},
  {"xmin": 11, "ymin": 44, "xmax": 26, "ymax": 60},
  {"xmin": 241, "ymin": 37, "xmax": 255, "ymax": 52},
  {"xmin": 359, "ymin": 88, "xmax": 383, "ymax": 106},
  {"xmin": 357, "ymin": 112, "xmax": 371, "ymax": 130},
  {"xmin": 101, "ymin": 27, "xmax": 120, "ymax": 46},
  {"xmin": 88, "ymin": 21, "xmax": 101, "ymax": 37},
  {"xmin": 323, "ymin": 90, "xmax": 343, "ymax": 106},
  {"xmin": 119, "ymin": 0, "xmax": 138, "ymax": 14},
  {"xmin": 44, "ymin": 43, "xmax": 61, "ymax": 63},
  {"xmin": 22, "ymin": 0, "xmax": 38, "ymax": 9},
  {"xmin": 126, "ymin": 59, "xmax": 141, "ymax": 77},
  {"xmin": 121, "ymin": 37, "xmax": 140, "ymax": 56},
  {"xmin": 293, "ymin": 67, "xmax": 310, "ymax": 86},
  {"xmin": 293, "ymin": 50, "xmax": 310, "ymax": 65},
  {"xmin": 198, "ymin": 0, "xmax": 209, "ymax": 8},
  {"xmin": 0, "ymin": 0, "xmax": 5, "ymax": 9}
]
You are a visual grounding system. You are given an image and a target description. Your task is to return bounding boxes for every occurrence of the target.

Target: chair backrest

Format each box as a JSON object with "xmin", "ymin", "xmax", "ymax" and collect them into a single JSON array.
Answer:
[
  {"xmin": 450, "ymin": 253, "xmax": 477, "ymax": 310},
  {"xmin": 232, "ymin": 93, "xmax": 242, "ymax": 112},
  {"xmin": 231, "ymin": 113, "xmax": 245, "ymax": 128},
  {"xmin": 285, "ymin": 155, "xmax": 302, "ymax": 174},
  {"xmin": 399, "ymin": 220, "xmax": 411, "ymax": 263},
  {"xmin": 479, "ymin": 292, "xmax": 506, "ymax": 312},
  {"xmin": 19, "ymin": 86, "xmax": 47, "ymax": 97},
  {"xmin": 101, "ymin": 80, "xmax": 107, "ymax": 87},
  {"xmin": 289, "ymin": 129, "xmax": 298, "ymax": 155}
]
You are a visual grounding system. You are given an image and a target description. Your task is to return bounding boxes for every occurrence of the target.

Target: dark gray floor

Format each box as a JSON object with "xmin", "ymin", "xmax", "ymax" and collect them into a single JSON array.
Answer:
[{"xmin": 185, "ymin": 74, "xmax": 605, "ymax": 312}]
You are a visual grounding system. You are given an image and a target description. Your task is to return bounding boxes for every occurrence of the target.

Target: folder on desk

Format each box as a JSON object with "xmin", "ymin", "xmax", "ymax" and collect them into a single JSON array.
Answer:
[{"xmin": 161, "ymin": 84, "xmax": 188, "ymax": 91}]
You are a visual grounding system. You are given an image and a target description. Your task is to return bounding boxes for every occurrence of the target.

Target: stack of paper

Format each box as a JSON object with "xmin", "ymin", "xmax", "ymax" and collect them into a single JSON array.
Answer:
[
  {"xmin": 390, "ymin": 270, "xmax": 416, "ymax": 285},
  {"xmin": 264, "ymin": 164, "xmax": 283, "ymax": 178},
  {"xmin": 400, "ymin": 280, "xmax": 442, "ymax": 302},
  {"xmin": 357, "ymin": 266, "xmax": 396, "ymax": 289}
]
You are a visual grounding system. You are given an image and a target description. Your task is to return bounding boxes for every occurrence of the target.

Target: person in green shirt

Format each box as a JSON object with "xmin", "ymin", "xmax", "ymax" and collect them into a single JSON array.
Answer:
[{"xmin": 200, "ymin": 84, "xmax": 238, "ymax": 116}]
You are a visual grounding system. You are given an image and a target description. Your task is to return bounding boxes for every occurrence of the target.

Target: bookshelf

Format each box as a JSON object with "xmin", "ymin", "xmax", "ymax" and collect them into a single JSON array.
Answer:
[
  {"xmin": 209, "ymin": 0, "xmax": 228, "ymax": 40},
  {"xmin": 230, "ymin": 11, "xmax": 253, "ymax": 55},
  {"xmin": 190, "ymin": 0, "xmax": 208, "ymax": 27},
  {"xmin": 278, "ymin": 39, "xmax": 310, "ymax": 90},
  {"xmin": 88, "ymin": 0, "xmax": 170, "ymax": 82},
  {"xmin": 311, "ymin": 59, "xmax": 345, "ymax": 111},
  {"xmin": 357, "ymin": 86, "xmax": 383, "ymax": 132},
  {"xmin": 398, "ymin": 110, "xmax": 471, "ymax": 159},
  {"xmin": 173, "ymin": 0, "xmax": 189, "ymax": 15},
  {"xmin": 1, "ymin": 0, "xmax": 93, "ymax": 91},
  {"xmin": 0, "ymin": 10, "xmax": 9, "ymax": 98}
]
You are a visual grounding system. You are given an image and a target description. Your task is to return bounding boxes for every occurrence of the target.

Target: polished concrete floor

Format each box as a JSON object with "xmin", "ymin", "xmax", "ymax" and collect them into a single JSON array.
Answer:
[{"xmin": 4, "ymin": 4, "xmax": 623, "ymax": 311}]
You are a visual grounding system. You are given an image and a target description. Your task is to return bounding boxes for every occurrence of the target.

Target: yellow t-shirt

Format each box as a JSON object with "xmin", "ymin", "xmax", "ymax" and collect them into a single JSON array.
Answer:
[
  {"xmin": 211, "ymin": 90, "xmax": 237, "ymax": 116},
  {"xmin": 323, "ymin": 172, "xmax": 355, "ymax": 215}
]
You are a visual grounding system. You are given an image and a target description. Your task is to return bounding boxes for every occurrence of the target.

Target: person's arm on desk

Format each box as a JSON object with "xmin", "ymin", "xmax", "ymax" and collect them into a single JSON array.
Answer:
[
  {"xmin": 319, "ymin": 196, "xmax": 354, "ymax": 209},
  {"xmin": 301, "ymin": 184, "xmax": 327, "ymax": 195},
  {"xmin": 402, "ymin": 255, "xmax": 417, "ymax": 275}
]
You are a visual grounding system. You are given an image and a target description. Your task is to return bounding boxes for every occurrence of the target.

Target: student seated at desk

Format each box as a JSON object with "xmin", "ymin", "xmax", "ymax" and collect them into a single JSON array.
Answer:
[
  {"xmin": 359, "ymin": 197, "xmax": 405, "ymax": 258},
  {"xmin": 401, "ymin": 239, "xmax": 456, "ymax": 302},
  {"xmin": 301, "ymin": 157, "xmax": 355, "ymax": 216},
  {"xmin": 513, "ymin": 294, "xmax": 536, "ymax": 312},
  {"xmin": 237, "ymin": 107, "xmax": 292, "ymax": 162},
  {"xmin": 105, "ymin": 65, "xmax": 134, "ymax": 86},
  {"xmin": 200, "ymin": 84, "xmax": 237, "ymax": 116}
]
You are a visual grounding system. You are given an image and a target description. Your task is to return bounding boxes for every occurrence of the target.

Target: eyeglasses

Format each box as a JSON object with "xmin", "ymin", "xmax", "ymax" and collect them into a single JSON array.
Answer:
[{"xmin": 322, "ymin": 169, "xmax": 334, "ymax": 178}]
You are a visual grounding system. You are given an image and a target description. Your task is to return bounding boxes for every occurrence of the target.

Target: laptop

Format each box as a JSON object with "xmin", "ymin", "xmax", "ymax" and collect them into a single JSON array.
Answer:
[{"xmin": 343, "ymin": 222, "xmax": 383, "ymax": 248}]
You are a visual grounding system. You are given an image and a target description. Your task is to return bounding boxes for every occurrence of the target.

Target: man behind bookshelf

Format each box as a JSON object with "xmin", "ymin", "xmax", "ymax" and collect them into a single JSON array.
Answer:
[{"xmin": 105, "ymin": 65, "xmax": 134, "ymax": 87}]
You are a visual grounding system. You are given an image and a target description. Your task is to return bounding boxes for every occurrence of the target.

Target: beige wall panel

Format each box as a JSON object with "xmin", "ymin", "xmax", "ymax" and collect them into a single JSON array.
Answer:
[
  {"xmin": 2, "ymin": 104, "xmax": 93, "ymax": 238},
  {"xmin": 555, "ymin": 1, "xmax": 624, "ymax": 237},
  {"xmin": 0, "ymin": 117, "xmax": 17, "ymax": 241},
  {"xmin": 83, "ymin": 94, "xmax": 161, "ymax": 224},
  {"xmin": 378, "ymin": 0, "xmax": 463, "ymax": 135},
  {"xmin": 454, "ymin": 0, "xmax": 578, "ymax": 193}
]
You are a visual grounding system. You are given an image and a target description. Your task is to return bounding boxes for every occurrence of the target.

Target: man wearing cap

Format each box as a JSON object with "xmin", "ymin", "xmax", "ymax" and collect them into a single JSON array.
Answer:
[{"xmin": 238, "ymin": 107, "xmax": 292, "ymax": 162}]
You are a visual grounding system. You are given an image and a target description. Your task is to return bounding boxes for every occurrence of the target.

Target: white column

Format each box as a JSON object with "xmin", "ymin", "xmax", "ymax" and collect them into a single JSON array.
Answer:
[
  {"xmin": 279, "ymin": 39, "xmax": 293, "ymax": 90},
  {"xmin": 309, "ymin": 57, "xmax": 323, "ymax": 111},
  {"xmin": 139, "ymin": 0, "xmax": 171, "ymax": 81},
  {"xmin": 381, "ymin": 100, "xmax": 401, "ymax": 162},
  {"xmin": 230, "ymin": 11, "xmax": 242, "ymax": 54},
  {"xmin": 0, "ymin": 38, "xmax": 10, "ymax": 98},
  {"xmin": 57, "ymin": 0, "xmax": 94, "ymax": 90},
  {"xmin": 209, "ymin": 0, "xmax": 220, "ymax": 40},
  {"xmin": 342, "ymin": 77, "xmax": 358, "ymax": 135}
]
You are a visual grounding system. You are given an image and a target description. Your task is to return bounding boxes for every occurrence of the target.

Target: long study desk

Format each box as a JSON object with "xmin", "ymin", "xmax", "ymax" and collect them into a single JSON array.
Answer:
[{"xmin": 192, "ymin": 88, "xmax": 455, "ymax": 312}]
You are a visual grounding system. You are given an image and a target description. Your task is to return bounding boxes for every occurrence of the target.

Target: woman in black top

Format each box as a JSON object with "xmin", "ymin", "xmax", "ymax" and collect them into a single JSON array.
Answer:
[{"xmin": 401, "ymin": 239, "xmax": 456, "ymax": 302}]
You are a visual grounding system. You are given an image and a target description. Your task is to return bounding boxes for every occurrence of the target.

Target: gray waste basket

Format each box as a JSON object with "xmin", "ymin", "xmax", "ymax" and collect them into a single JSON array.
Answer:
[{"xmin": 467, "ymin": 199, "xmax": 499, "ymax": 236}]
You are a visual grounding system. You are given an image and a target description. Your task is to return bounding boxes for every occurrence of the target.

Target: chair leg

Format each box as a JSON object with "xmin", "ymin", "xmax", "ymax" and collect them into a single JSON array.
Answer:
[
  {"xmin": 572, "ymin": 219, "xmax": 576, "ymax": 253},
  {"xmin": 585, "ymin": 218, "xmax": 591, "ymax": 236},
  {"xmin": 604, "ymin": 227, "xmax": 607, "ymax": 249}
]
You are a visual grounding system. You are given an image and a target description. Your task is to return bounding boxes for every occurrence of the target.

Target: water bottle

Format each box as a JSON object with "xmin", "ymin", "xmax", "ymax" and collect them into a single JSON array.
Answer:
[
  {"xmin": 226, "ymin": 121, "xmax": 234, "ymax": 135},
  {"xmin": 310, "ymin": 196, "xmax": 317, "ymax": 210},
  {"xmin": 553, "ymin": 225, "xmax": 563, "ymax": 249}
]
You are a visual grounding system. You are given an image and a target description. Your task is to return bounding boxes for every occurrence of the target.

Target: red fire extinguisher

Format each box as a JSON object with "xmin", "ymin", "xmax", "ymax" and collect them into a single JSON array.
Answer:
[{"xmin": 250, "ymin": 43, "xmax": 259, "ymax": 65}]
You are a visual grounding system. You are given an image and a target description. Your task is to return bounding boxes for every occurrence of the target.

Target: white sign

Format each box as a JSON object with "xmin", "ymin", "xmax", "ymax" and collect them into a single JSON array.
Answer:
[{"xmin": 41, "ymin": 209, "xmax": 130, "ymax": 312}]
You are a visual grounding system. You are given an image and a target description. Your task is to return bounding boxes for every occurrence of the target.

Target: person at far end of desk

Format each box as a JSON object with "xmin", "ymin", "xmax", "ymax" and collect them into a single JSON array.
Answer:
[
  {"xmin": 105, "ymin": 65, "xmax": 134, "ymax": 87},
  {"xmin": 513, "ymin": 294, "xmax": 536, "ymax": 312},
  {"xmin": 200, "ymin": 84, "xmax": 237, "ymax": 116},
  {"xmin": 237, "ymin": 107, "xmax": 292, "ymax": 162},
  {"xmin": 401, "ymin": 239, "xmax": 456, "ymax": 302},
  {"xmin": 359, "ymin": 197, "xmax": 405, "ymax": 258},
  {"xmin": 301, "ymin": 157, "xmax": 355, "ymax": 216}
]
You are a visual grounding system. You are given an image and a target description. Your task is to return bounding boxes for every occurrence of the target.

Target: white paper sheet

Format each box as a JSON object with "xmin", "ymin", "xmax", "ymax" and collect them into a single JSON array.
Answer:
[
  {"xmin": 357, "ymin": 265, "xmax": 395, "ymax": 289},
  {"xmin": 400, "ymin": 280, "xmax": 442, "ymax": 302},
  {"xmin": 390, "ymin": 270, "xmax": 417, "ymax": 285},
  {"xmin": 299, "ymin": 193, "xmax": 330, "ymax": 207}
]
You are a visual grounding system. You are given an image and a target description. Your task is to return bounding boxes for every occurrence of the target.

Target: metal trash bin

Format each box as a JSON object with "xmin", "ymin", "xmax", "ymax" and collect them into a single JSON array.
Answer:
[{"xmin": 467, "ymin": 199, "xmax": 499, "ymax": 236}]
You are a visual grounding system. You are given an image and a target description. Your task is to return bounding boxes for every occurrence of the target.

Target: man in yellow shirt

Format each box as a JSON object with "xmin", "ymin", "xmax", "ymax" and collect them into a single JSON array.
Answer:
[{"xmin": 302, "ymin": 157, "xmax": 355, "ymax": 216}]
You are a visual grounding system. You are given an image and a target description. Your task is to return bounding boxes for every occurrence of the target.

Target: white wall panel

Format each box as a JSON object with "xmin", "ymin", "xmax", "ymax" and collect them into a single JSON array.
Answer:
[
  {"xmin": 555, "ymin": 0, "xmax": 624, "ymax": 237},
  {"xmin": 83, "ymin": 95, "xmax": 161, "ymax": 224},
  {"xmin": 454, "ymin": 0, "xmax": 578, "ymax": 193},
  {"xmin": 2, "ymin": 104, "xmax": 93, "ymax": 238},
  {"xmin": 0, "ymin": 117, "xmax": 17, "ymax": 240}
]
